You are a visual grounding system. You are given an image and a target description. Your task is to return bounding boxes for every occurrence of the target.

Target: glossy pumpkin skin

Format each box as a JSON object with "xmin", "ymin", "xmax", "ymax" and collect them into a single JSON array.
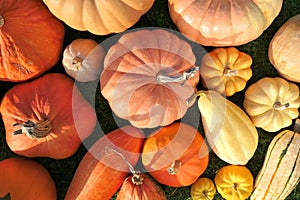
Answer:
[
  {"xmin": 0, "ymin": 73, "xmax": 97, "ymax": 159},
  {"xmin": 65, "ymin": 126, "xmax": 145, "ymax": 200},
  {"xmin": 200, "ymin": 47, "xmax": 253, "ymax": 96},
  {"xmin": 0, "ymin": 157, "xmax": 57, "ymax": 200},
  {"xmin": 214, "ymin": 165, "xmax": 254, "ymax": 200},
  {"xmin": 100, "ymin": 29, "xmax": 199, "ymax": 128},
  {"xmin": 197, "ymin": 90, "xmax": 258, "ymax": 165},
  {"xmin": 243, "ymin": 77, "xmax": 300, "ymax": 132},
  {"xmin": 190, "ymin": 177, "xmax": 216, "ymax": 200},
  {"xmin": 269, "ymin": 14, "xmax": 300, "ymax": 82},
  {"xmin": 251, "ymin": 119, "xmax": 300, "ymax": 200},
  {"xmin": 142, "ymin": 123, "xmax": 209, "ymax": 187},
  {"xmin": 42, "ymin": 0, "xmax": 154, "ymax": 35},
  {"xmin": 0, "ymin": 0, "xmax": 64, "ymax": 82},
  {"xmin": 62, "ymin": 38, "xmax": 105, "ymax": 82},
  {"xmin": 116, "ymin": 173, "xmax": 166, "ymax": 200},
  {"xmin": 168, "ymin": 0, "xmax": 283, "ymax": 46}
]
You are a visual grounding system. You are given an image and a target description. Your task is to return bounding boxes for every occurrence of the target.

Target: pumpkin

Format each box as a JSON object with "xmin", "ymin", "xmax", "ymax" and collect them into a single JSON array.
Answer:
[
  {"xmin": 0, "ymin": 0, "xmax": 64, "ymax": 82},
  {"xmin": 0, "ymin": 157, "xmax": 56, "ymax": 200},
  {"xmin": 141, "ymin": 122, "xmax": 209, "ymax": 187},
  {"xmin": 190, "ymin": 177, "xmax": 216, "ymax": 200},
  {"xmin": 62, "ymin": 38, "xmax": 105, "ymax": 82},
  {"xmin": 196, "ymin": 90, "xmax": 258, "ymax": 165},
  {"xmin": 214, "ymin": 165, "xmax": 254, "ymax": 200},
  {"xmin": 243, "ymin": 77, "xmax": 300, "ymax": 132},
  {"xmin": 65, "ymin": 125, "xmax": 144, "ymax": 200},
  {"xmin": 250, "ymin": 119, "xmax": 300, "ymax": 200},
  {"xmin": 0, "ymin": 73, "xmax": 96, "ymax": 159},
  {"xmin": 168, "ymin": 0, "xmax": 283, "ymax": 46},
  {"xmin": 100, "ymin": 29, "xmax": 199, "ymax": 128},
  {"xmin": 269, "ymin": 14, "xmax": 300, "ymax": 82},
  {"xmin": 42, "ymin": 0, "xmax": 155, "ymax": 35},
  {"xmin": 200, "ymin": 47, "xmax": 253, "ymax": 96},
  {"xmin": 116, "ymin": 173, "xmax": 166, "ymax": 200}
]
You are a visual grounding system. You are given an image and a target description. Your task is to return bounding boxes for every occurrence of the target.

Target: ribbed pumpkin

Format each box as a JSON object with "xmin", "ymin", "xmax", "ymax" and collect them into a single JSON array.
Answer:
[
  {"xmin": 190, "ymin": 177, "xmax": 216, "ymax": 200},
  {"xmin": 100, "ymin": 29, "xmax": 199, "ymax": 128},
  {"xmin": 269, "ymin": 14, "xmax": 300, "ymax": 82},
  {"xmin": 142, "ymin": 123, "xmax": 209, "ymax": 187},
  {"xmin": 62, "ymin": 38, "xmax": 105, "ymax": 82},
  {"xmin": 250, "ymin": 119, "xmax": 300, "ymax": 200},
  {"xmin": 116, "ymin": 173, "xmax": 166, "ymax": 200},
  {"xmin": 0, "ymin": 0, "xmax": 64, "ymax": 82},
  {"xmin": 0, "ymin": 157, "xmax": 56, "ymax": 200},
  {"xmin": 196, "ymin": 90, "xmax": 258, "ymax": 165},
  {"xmin": 0, "ymin": 73, "xmax": 96, "ymax": 159},
  {"xmin": 168, "ymin": 0, "xmax": 283, "ymax": 46},
  {"xmin": 42, "ymin": 0, "xmax": 155, "ymax": 35},
  {"xmin": 243, "ymin": 77, "xmax": 300, "ymax": 132},
  {"xmin": 200, "ymin": 47, "xmax": 253, "ymax": 96},
  {"xmin": 65, "ymin": 126, "xmax": 144, "ymax": 200}
]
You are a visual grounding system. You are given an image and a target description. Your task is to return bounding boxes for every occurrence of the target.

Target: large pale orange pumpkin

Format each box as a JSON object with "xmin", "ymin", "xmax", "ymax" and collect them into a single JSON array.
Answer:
[
  {"xmin": 0, "ymin": 157, "xmax": 57, "ymax": 200},
  {"xmin": 0, "ymin": 0, "xmax": 65, "ymax": 82},
  {"xmin": 42, "ymin": 0, "xmax": 155, "ymax": 35},
  {"xmin": 65, "ymin": 126, "xmax": 144, "ymax": 200},
  {"xmin": 168, "ymin": 0, "xmax": 283, "ymax": 46},
  {"xmin": 0, "ymin": 73, "xmax": 97, "ymax": 159},
  {"xmin": 142, "ymin": 123, "xmax": 209, "ymax": 187},
  {"xmin": 100, "ymin": 29, "xmax": 199, "ymax": 128}
]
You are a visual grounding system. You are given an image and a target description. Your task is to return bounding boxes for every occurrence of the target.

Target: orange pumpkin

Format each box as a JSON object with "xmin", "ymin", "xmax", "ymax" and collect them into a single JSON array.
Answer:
[
  {"xmin": 0, "ymin": 73, "xmax": 96, "ymax": 159},
  {"xmin": 0, "ymin": 0, "xmax": 64, "ymax": 82},
  {"xmin": 168, "ymin": 0, "xmax": 283, "ymax": 46},
  {"xmin": 142, "ymin": 123, "xmax": 209, "ymax": 187},
  {"xmin": 65, "ymin": 126, "xmax": 144, "ymax": 200},
  {"xmin": 0, "ymin": 157, "xmax": 56, "ymax": 200},
  {"xmin": 100, "ymin": 29, "xmax": 199, "ymax": 128}
]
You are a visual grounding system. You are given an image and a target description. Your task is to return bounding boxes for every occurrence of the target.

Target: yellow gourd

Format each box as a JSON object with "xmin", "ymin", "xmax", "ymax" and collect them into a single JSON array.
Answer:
[{"xmin": 190, "ymin": 177, "xmax": 216, "ymax": 200}]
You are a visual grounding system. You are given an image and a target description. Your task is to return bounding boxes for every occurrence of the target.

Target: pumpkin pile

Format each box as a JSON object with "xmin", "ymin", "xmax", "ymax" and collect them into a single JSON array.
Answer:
[{"xmin": 0, "ymin": 0, "xmax": 299, "ymax": 200}]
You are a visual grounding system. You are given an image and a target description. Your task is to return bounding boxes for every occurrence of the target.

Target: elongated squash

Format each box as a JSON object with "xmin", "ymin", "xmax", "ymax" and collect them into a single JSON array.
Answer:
[
  {"xmin": 250, "ymin": 119, "xmax": 300, "ymax": 200},
  {"xmin": 196, "ymin": 90, "xmax": 258, "ymax": 165}
]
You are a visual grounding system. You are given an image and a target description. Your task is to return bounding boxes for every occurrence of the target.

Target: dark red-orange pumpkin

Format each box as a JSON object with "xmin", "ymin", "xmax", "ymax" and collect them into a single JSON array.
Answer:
[
  {"xmin": 0, "ymin": 157, "xmax": 57, "ymax": 200},
  {"xmin": 142, "ymin": 123, "xmax": 209, "ymax": 187},
  {"xmin": 65, "ymin": 126, "xmax": 145, "ymax": 200},
  {"xmin": 0, "ymin": 73, "xmax": 96, "ymax": 159},
  {"xmin": 0, "ymin": 0, "xmax": 64, "ymax": 82}
]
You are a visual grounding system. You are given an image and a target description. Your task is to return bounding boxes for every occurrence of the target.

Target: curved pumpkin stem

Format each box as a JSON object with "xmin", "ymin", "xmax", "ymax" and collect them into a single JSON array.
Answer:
[
  {"xmin": 12, "ymin": 119, "xmax": 52, "ymax": 138},
  {"xmin": 167, "ymin": 160, "xmax": 182, "ymax": 175},
  {"xmin": 273, "ymin": 102, "xmax": 290, "ymax": 110},
  {"xmin": 156, "ymin": 66, "xmax": 199, "ymax": 85},
  {"xmin": 72, "ymin": 56, "xmax": 83, "ymax": 70},
  {"xmin": 0, "ymin": 15, "xmax": 4, "ymax": 27},
  {"xmin": 223, "ymin": 68, "xmax": 238, "ymax": 77}
]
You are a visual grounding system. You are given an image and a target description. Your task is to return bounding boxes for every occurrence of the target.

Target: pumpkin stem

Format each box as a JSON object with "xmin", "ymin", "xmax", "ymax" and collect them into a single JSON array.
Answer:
[
  {"xmin": 232, "ymin": 183, "xmax": 239, "ymax": 192},
  {"xmin": 131, "ymin": 171, "xmax": 144, "ymax": 185},
  {"xmin": 156, "ymin": 66, "xmax": 199, "ymax": 85},
  {"xmin": 12, "ymin": 119, "xmax": 52, "ymax": 138},
  {"xmin": 0, "ymin": 15, "xmax": 4, "ymax": 27},
  {"xmin": 293, "ymin": 119, "xmax": 300, "ymax": 133},
  {"xmin": 202, "ymin": 191, "xmax": 210, "ymax": 200},
  {"xmin": 223, "ymin": 68, "xmax": 238, "ymax": 77},
  {"xmin": 72, "ymin": 56, "xmax": 83, "ymax": 70},
  {"xmin": 167, "ymin": 160, "xmax": 182, "ymax": 175},
  {"xmin": 273, "ymin": 102, "xmax": 290, "ymax": 110}
]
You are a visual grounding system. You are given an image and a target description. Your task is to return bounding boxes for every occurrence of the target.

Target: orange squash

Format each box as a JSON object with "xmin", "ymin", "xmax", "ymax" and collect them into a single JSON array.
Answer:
[
  {"xmin": 0, "ymin": 73, "xmax": 96, "ymax": 159},
  {"xmin": 0, "ymin": 0, "xmax": 64, "ymax": 82},
  {"xmin": 142, "ymin": 123, "xmax": 209, "ymax": 187},
  {"xmin": 0, "ymin": 157, "xmax": 56, "ymax": 200},
  {"xmin": 65, "ymin": 126, "xmax": 144, "ymax": 200}
]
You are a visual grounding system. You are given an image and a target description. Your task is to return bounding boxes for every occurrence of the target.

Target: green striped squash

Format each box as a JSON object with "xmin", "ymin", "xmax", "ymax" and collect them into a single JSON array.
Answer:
[{"xmin": 250, "ymin": 119, "xmax": 300, "ymax": 200}]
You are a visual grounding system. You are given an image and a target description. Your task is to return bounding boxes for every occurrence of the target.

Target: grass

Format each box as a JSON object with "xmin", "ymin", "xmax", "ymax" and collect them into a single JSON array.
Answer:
[{"xmin": 1, "ymin": 0, "xmax": 300, "ymax": 199}]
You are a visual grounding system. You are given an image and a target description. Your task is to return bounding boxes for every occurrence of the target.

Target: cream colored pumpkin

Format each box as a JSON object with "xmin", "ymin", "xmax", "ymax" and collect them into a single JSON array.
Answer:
[
  {"xmin": 243, "ymin": 77, "xmax": 300, "ymax": 132},
  {"xmin": 62, "ymin": 38, "xmax": 104, "ymax": 82},
  {"xmin": 42, "ymin": 0, "xmax": 155, "ymax": 35},
  {"xmin": 168, "ymin": 0, "xmax": 283, "ymax": 46},
  {"xmin": 269, "ymin": 14, "xmax": 300, "ymax": 82},
  {"xmin": 196, "ymin": 90, "xmax": 258, "ymax": 165},
  {"xmin": 200, "ymin": 47, "xmax": 253, "ymax": 96}
]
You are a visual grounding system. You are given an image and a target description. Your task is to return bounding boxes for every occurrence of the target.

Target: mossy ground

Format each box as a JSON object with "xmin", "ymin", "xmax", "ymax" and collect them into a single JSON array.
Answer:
[{"xmin": 1, "ymin": 1, "xmax": 300, "ymax": 199}]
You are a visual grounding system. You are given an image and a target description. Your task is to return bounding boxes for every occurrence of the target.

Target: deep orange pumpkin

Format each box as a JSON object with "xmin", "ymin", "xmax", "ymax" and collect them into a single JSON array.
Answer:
[
  {"xmin": 65, "ymin": 126, "xmax": 145, "ymax": 200},
  {"xmin": 142, "ymin": 123, "xmax": 209, "ymax": 187},
  {"xmin": 0, "ymin": 157, "xmax": 57, "ymax": 200},
  {"xmin": 0, "ymin": 73, "xmax": 96, "ymax": 159},
  {"xmin": 0, "ymin": 0, "xmax": 64, "ymax": 82}
]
